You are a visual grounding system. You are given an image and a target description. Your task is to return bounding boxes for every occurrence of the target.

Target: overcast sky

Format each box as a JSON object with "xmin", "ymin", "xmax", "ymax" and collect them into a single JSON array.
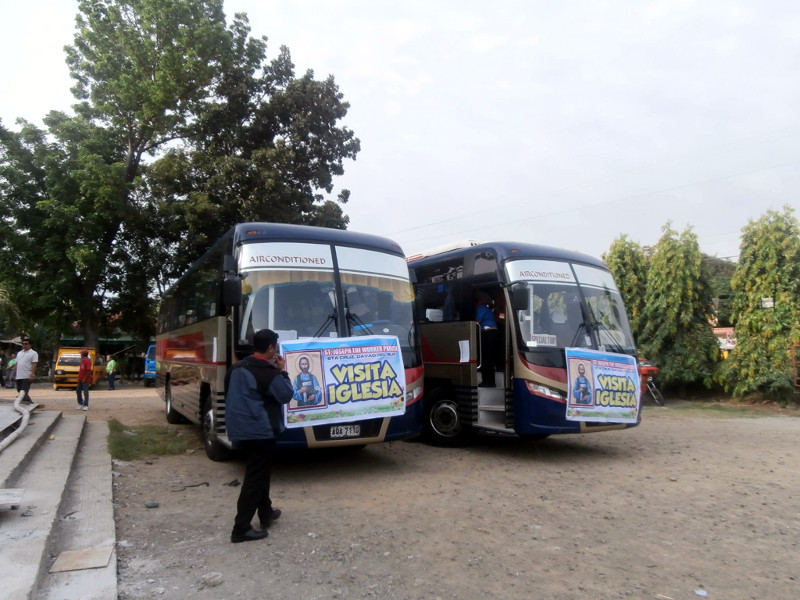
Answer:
[{"xmin": 2, "ymin": 0, "xmax": 799, "ymax": 261}]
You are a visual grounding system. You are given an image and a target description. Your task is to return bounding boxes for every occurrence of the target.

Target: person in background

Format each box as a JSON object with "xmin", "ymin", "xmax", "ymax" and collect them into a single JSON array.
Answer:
[
  {"xmin": 77, "ymin": 349, "xmax": 92, "ymax": 411},
  {"xmin": 15, "ymin": 337, "xmax": 38, "ymax": 403},
  {"xmin": 475, "ymin": 290, "xmax": 498, "ymax": 387},
  {"xmin": 106, "ymin": 355, "xmax": 117, "ymax": 390},
  {"xmin": 226, "ymin": 329, "xmax": 294, "ymax": 543},
  {"xmin": 0, "ymin": 351, "xmax": 5, "ymax": 388},
  {"xmin": 6, "ymin": 353, "xmax": 16, "ymax": 388}
]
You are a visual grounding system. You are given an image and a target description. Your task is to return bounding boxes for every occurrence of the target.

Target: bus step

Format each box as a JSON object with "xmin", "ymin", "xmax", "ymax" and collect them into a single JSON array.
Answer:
[
  {"xmin": 477, "ymin": 409, "xmax": 508, "ymax": 430},
  {"xmin": 477, "ymin": 388, "xmax": 505, "ymax": 411}
]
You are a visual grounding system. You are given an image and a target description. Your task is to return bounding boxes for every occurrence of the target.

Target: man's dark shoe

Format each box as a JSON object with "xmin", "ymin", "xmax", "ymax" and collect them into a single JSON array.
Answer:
[
  {"xmin": 258, "ymin": 508, "xmax": 282, "ymax": 531},
  {"xmin": 231, "ymin": 527, "xmax": 269, "ymax": 543}
]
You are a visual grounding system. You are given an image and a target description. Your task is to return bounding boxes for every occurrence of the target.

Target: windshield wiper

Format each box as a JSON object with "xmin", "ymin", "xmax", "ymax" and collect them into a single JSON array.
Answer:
[
  {"xmin": 347, "ymin": 310, "xmax": 374, "ymax": 335},
  {"xmin": 313, "ymin": 312, "xmax": 338, "ymax": 338},
  {"xmin": 592, "ymin": 321, "xmax": 626, "ymax": 353},
  {"xmin": 570, "ymin": 322, "xmax": 587, "ymax": 347}
]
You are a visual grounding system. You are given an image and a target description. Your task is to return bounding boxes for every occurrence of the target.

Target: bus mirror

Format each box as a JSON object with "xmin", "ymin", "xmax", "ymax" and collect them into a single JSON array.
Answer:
[
  {"xmin": 510, "ymin": 283, "xmax": 529, "ymax": 311},
  {"xmin": 223, "ymin": 254, "xmax": 236, "ymax": 272},
  {"xmin": 223, "ymin": 275, "xmax": 242, "ymax": 307}
]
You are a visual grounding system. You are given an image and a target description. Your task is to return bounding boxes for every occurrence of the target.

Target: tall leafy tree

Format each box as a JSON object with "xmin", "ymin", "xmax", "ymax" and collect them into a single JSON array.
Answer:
[
  {"xmin": 603, "ymin": 235, "xmax": 648, "ymax": 345},
  {"xmin": 0, "ymin": 114, "xmax": 126, "ymax": 348},
  {"xmin": 142, "ymin": 22, "xmax": 359, "ymax": 283},
  {"xmin": 0, "ymin": 282, "xmax": 20, "ymax": 337},
  {"xmin": 638, "ymin": 223, "xmax": 719, "ymax": 389},
  {"xmin": 0, "ymin": 0, "xmax": 359, "ymax": 344},
  {"xmin": 721, "ymin": 206, "xmax": 800, "ymax": 398},
  {"xmin": 703, "ymin": 254, "xmax": 737, "ymax": 328}
]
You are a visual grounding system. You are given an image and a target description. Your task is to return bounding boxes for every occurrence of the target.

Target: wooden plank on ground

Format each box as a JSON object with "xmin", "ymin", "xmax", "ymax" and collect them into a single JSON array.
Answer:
[{"xmin": 49, "ymin": 546, "xmax": 113, "ymax": 573}]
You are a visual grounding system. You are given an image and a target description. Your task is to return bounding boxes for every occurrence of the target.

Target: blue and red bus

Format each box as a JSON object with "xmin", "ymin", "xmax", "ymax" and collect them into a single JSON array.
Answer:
[
  {"xmin": 156, "ymin": 223, "xmax": 423, "ymax": 459},
  {"xmin": 408, "ymin": 241, "xmax": 641, "ymax": 446}
]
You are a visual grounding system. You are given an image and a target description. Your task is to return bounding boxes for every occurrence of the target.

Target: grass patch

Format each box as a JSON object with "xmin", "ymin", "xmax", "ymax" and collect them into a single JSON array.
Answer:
[
  {"xmin": 647, "ymin": 401, "xmax": 800, "ymax": 419},
  {"xmin": 107, "ymin": 419, "xmax": 200, "ymax": 460}
]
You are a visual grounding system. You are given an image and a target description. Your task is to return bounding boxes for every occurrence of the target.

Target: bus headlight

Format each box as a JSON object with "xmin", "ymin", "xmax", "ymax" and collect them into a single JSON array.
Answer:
[
  {"xmin": 525, "ymin": 381, "xmax": 565, "ymax": 402},
  {"xmin": 405, "ymin": 387, "xmax": 422, "ymax": 403},
  {"xmin": 55, "ymin": 369, "xmax": 65, "ymax": 375}
]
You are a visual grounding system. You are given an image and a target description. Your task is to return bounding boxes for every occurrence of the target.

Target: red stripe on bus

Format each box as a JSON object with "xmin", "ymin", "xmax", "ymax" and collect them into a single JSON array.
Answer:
[{"xmin": 520, "ymin": 356, "xmax": 567, "ymax": 384}]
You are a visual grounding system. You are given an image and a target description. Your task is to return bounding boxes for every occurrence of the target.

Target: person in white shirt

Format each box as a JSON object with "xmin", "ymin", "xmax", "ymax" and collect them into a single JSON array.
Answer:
[{"xmin": 15, "ymin": 337, "xmax": 39, "ymax": 404}]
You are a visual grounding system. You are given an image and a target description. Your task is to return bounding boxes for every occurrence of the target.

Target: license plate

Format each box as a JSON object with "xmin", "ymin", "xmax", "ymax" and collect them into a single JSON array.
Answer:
[{"xmin": 330, "ymin": 424, "xmax": 361, "ymax": 438}]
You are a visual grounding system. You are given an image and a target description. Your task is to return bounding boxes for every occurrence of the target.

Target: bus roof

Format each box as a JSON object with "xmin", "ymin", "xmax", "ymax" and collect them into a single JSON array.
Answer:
[
  {"xmin": 232, "ymin": 223, "xmax": 406, "ymax": 257},
  {"xmin": 406, "ymin": 241, "xmax": 608, "ymax": 270}
]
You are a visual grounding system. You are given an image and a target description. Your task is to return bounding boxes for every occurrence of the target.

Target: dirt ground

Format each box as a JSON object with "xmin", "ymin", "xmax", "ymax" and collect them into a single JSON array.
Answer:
[{"xmin": 16, "ymin": 382, "xmax": 800, "ymax": 600}]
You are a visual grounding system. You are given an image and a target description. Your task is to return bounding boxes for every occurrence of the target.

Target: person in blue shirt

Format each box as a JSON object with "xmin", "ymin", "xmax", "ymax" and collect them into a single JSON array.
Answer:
[
  {"xmin": 226, "ymin": 329, "xmax": 294, "ymax": 543},
  {"xmin": 476, "ymin": 291, "xmax": 498, "ymax": 387},
  {"xmin": 293, "ymin": 355, "xmax": 322, "ymax": 406}
]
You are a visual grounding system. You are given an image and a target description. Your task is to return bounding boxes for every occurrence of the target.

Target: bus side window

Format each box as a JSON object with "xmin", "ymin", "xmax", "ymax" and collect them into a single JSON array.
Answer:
[{"xmin": 416, "ymin": 283, "xmax": 457, "ymax": 322}]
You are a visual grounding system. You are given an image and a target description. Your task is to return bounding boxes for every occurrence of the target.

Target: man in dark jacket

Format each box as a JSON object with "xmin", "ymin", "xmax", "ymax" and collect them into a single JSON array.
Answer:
[{"xmin": 226, "ymin": 329, "xmax": 294, "ymax": 543}]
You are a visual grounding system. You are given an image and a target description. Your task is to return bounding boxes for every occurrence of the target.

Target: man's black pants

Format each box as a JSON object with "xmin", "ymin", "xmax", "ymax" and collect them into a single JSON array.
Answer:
[
  {"xmin": 15, "ymin": 378, "xmax": 32, "ymax": 403},
  {"xmin": 480, "ymin": 328, "xmax": 498, "ymax": 385},
  {"xmin": 233, "ymin": 438, "xmax": 277, "ymax": 534}
]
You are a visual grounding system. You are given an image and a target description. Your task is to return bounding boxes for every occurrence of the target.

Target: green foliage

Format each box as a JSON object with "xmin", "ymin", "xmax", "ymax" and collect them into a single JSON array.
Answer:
[
  {"xmin": 638, "ymin": 223, "xmax": 719, "ymax": 388},
  {"xmin": 603, "ymin": 235, "xmax": 648, "ymax": 344},
  {"xmin": 143, "ymin": 30, "xmax": 359, "ymax": 280},
  {"xmin": 720, "ymin": 206, "xmax": 800, "ymax": 398},
  {"xmin": 0, "ymin": 283, "xmax": 20, "ymax": 336},
  {"xmin": 0, "ymin": 1, "xmax": 359, "ymax": 342},
  {"xmin": 0, "ymin": 115, "xmax": 127, "ymax": 347},
  {"xmin": 107, "ymin": 418, "xmax": 198, "ymax": 460},
  {"xmin": 703, "ymin": 254, "xmax": 736, "ymax": 327}
]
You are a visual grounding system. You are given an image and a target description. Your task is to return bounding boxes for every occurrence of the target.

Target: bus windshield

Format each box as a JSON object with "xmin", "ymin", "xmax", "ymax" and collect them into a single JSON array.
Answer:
[
  {"xmin": 238, "ymin": 243, "xmax": 415, "ymax": 354},
  {"xmin": 508, "ymin": 259, "xmax": 635, "ymax": 355},
  {"xmin": 240, "ymin": 272, "xmax": 338, "ymax": 340},
  {"xmin": 336, "ymin": 245, "xmax": 415, "ymax": 346}
]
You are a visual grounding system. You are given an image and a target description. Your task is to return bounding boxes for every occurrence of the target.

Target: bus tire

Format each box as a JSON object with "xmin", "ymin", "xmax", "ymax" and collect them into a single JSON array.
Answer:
[
  {"xmin": 202, "ymin": 399, "xmax": 232, "ymax": 462},
  {"xmin": 422, "ymin": 388, "xmax": 473, "ymax": 447},
  {"xmin": 143, "ymin": 379, "xmax": 154, "ymax": 388},
  {"xmin": 165, "ymin": 385, "xmax": 186, "ymax": 424}
]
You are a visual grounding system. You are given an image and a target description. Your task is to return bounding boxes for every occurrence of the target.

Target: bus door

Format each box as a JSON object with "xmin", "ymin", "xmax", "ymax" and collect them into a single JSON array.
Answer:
[
  {"xmin": 473, "ymin": 285, "xmax": 512, "ymax": 432},
  {"xmin": 419, "ymin": 320, "xmax": 479, "ymax": 429}
]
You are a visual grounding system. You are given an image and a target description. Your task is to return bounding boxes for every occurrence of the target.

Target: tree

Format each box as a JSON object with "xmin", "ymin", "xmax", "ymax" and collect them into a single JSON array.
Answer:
[
  {"xmin": 141, "ymin": 29, "xmax": 359, "ymax": 283},
  {"xmin": 0, "ymin": 0, "xmax": 359, "ymax": 344},
  {"xmin": 0, "ymin": 282, "xmax": 20, "ymax": 337},
  {"xmin": 638, "ymin": 223, "xmax": 719, "ymax": 390},
  {"xmin": 0, "ymin": 114, "xmax": 126, "ymax": 349},
  {"xmin": 702, "ymin": 254, "xmax": 737, "ymax": 328},
  {"xmin": 603, "ymin": 235, "xmax": 648, "ymax": 345},
  {"xmin": 721, "ymin": 206, "xmax": 800, "ymax": 398}
]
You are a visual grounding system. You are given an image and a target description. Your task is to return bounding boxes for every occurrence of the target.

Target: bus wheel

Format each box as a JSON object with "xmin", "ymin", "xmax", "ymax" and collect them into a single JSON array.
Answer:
[
  {"xmin": 202, "ymin": 400, "xmax": 232, "ymax": 462},
  {"xmin": 423, "ymin": 388, "xmax": 473, "ymax": 447},
  {"xmin": 165, "ymin": 385, "xmax": 186, "ymax": 424}
]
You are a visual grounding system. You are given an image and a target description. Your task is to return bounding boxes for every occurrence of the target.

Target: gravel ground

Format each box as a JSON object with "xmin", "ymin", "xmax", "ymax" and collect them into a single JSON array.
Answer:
[{"xmin": 20, "ymin": 382, "xmax": 800, "ymax": 600}]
